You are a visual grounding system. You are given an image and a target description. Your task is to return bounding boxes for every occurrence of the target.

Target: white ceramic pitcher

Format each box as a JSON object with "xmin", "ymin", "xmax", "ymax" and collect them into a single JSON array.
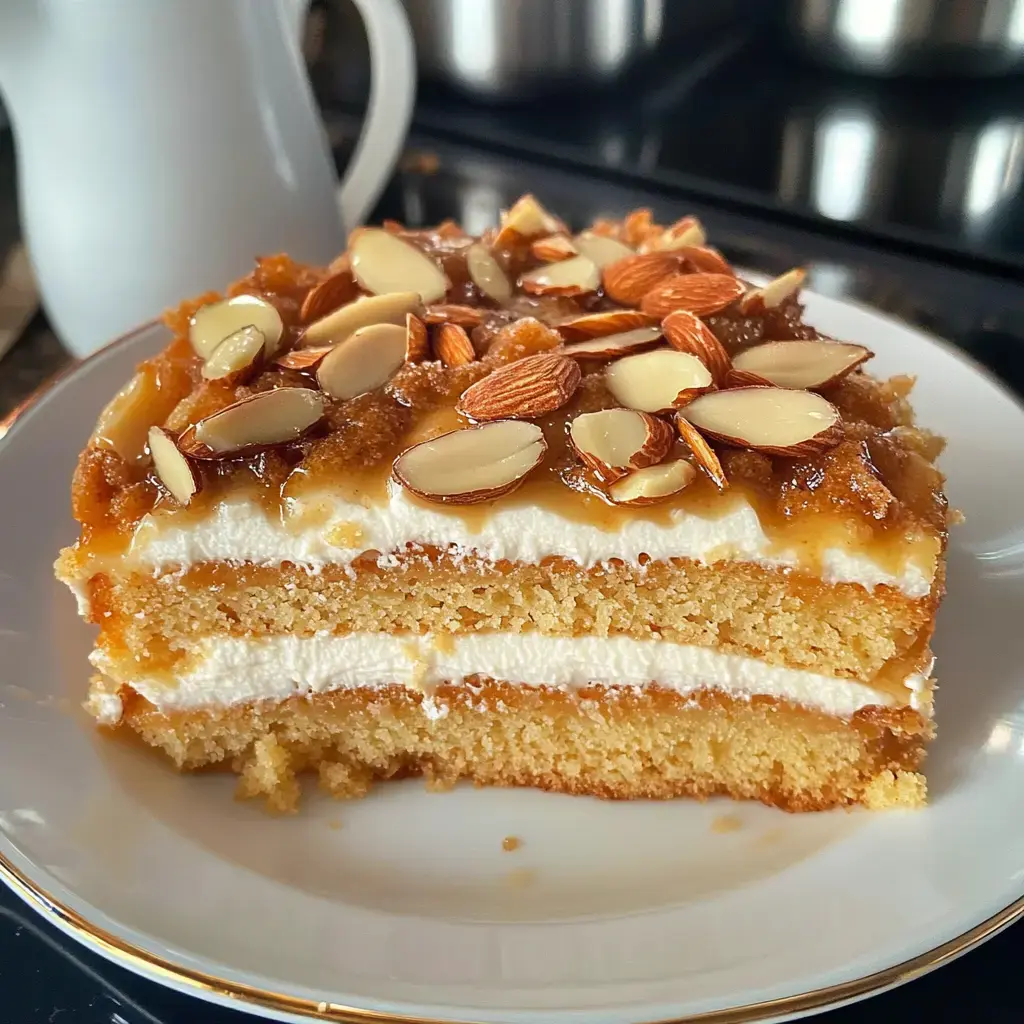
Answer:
[{"xmin": 0, "ymin": 0, "xmax": 416, "ymax": 357}]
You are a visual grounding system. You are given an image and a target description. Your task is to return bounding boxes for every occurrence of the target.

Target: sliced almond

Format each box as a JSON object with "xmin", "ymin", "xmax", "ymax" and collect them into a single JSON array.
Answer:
[
  {"xmin": 602, "ymin": 252, "xmax": 682, "ymax": 307},
  {"xmin": 556, "ymin": 309, "xmax": 658, "ymax": 341},
  {"xmin": 562, "ymin": 326, "xmax": 664, "ymax": 362},
  {"xmin": 457, "ymin": 352, "xmax": 581, "ymax": 422},
  {"xmin": 350, "ymin": 228, "xmax": 449, "ymax": 303},
  {"xmin": 725, "ymin": 367, "xmax": 774, "ymax": 388},
  {"xmin": 674, "ymin": 245, "xmax": 734, "ymax": 276},
  {"xmin": 531, "ymin": 234, "xmax": 578, "ymax": 262},
  {"xmin": 520, "ymin": 254, "xmax": 600, "ymax": 297},
  {"xmin": 643, "ymin": 215, "xmax": 707, "ymax": 252},
  {"xmin": 148, "ymin": 426, "xmax": 200, "ymax": 504},
  {"xmin": 300, "ymin": 291, "xmax": 423, "ymax": 347},
  {"xmin": 568, "ymin": 408, "xmax": 674, "ymax": 483},
  {"xmin": 201, "ymin": 325, "xmax": 265, "ymax": 383},
  {"xmin": 434, "ymin": 322, "xmax": 476, "ymax": 367},
  {"xmin": 622, "ymin": 209, "xmax": 657, "ymax": 247},
  {"xmin": 300, "ymin": 269, "xmax": 360, "ymax": 323},
  {"xmin": 466, "ymin": 242, "xmax": 513, "ymax": 304},
  {"xmin": 393, "ymin": 420, "xmax": 546, "ymax": 504},
  {"xmin": 661, "ymin": 310, "xmax": 731, "ymax": 384},
  {"xmin": 605, "ymin": 348, "xmax": 713, "ymax": 414},
  {"xmin": 273, "ymin": 346, "xmax": 333, "ymax": 371},
  {"xmin": 406, "ymin": 313, "xmax": 429, "ymax": 362},
  {"xmin": 739, "ymin": 268, "xmax": 807, "ymax": 315},
  {"xmin": 641, "ymin": 273, "xmax": 745, "ymax": 319},
  {"xmin": 189, "ymin": 295, "xmax": 284, "ymax": 360},
  {"xmin": 682, "ymin": 387, "xmax": 843, "ymax": 457},
  {"xmin": 423, "ymin": 304, "xmax": 484, "ymax": 328},
  {"xmin": 675, "ymin": 415, "xmax": 727, "ymax": 490},
  {"xmin": 731, "ymin": 340, "xmax": 873, "ymax": 390},
  {"xmin": 493, "ymin": 194, "xmax": 565, "ymax": 247},
  {"xmin": 608, "ymin": 460, "xmax": 697, "ymax": 506},
  {"xmin": 316, "ymin": 322, "xmax": 407, "ymax": 400},
  {"xmin": 573, "ymin": 231, "xmax": 634, "ymax": 268},
  {"xmin": 180, "ymin": 388, "xmax": 325, "ymax": 458}
]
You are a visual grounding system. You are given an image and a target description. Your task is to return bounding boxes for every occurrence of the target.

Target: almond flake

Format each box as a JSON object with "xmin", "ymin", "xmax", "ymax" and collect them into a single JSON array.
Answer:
[
  {"xmin": 645, "ymin": 215, "xmax": 707, "ymax": 251},
  {"xmin": 300, "ymin": 269, "xmax": 360, "ymax": 323},
  {"xmin": 602, "ymin": 252, "xmax": 682, "ymax": 307},
  {"xmin": 573, "ymin": 231, "xmax": 634, "ymax": 268},
  {"xmin": 520, "ymin": 254, "xmax": 600, "ymax": 297},
  {"xmin": 530, "ymin": 234, "xmax": 578, "ymax": 262},
  {"xmin": 683, "ymin": 387, "xmax": 843, "ymax": 456},
  {"xmin": 350, "ymin": 228, "xmax": 449, "ymax": 303},
  {"xmin": 423, "ymin": 304, "xmax": 484, "ymax": 328},
  {"xmin": 148, "ymin": 426, "xmax": 200, "ymax": 504},
  {"xmin": 457, "ymin": 352, "xmax": 581, "ymax": 422},
  {"xmin": 466, "ymin": 242, "xmax": 513, "ymax": 304},
  {"xmin": 608, "ymin": 460, "xmax": 696, "ymax": 505},
  {"xmin": 562, "ymin": 326, "xmax": 663, "ymax": 361},
  {"xmin": 406, "ymin": 313, "xmax": 429, "ymax": 362},
  {"xmin": 434, "ymin": 322, "xmax": 476, "ymax": 367},
  {"xmin": 201, "ymin": 325, "xmax": 265, "ymax": 383},
  {"xmin": 622, "ymin": 209, "xmax": 656, "ymax": 247},
  {"xmin": 739, "ymin": 268, "xmax": 807, "ymax": 315},
  {"xmin": 493, "ymin": 194, "xmax": 565, "ymax": 247},
  {"xmin": 675, "ymin": 415, "xmax": 728, "ymax": 490},
  {"xmin": 300, "ymin": 292, "xmax": 423, "ymax": 347},
  {"xmin": 316, "ymin": 323, "xmax": 407, "ymax": 400},
  {"xmin": 568, "ymin": 408, "xmax": 674, "ymax": 482},
  {"xmin": 640, "ymin": 273, "xmax": 745, "ymax": 318},
  {"xmin": 273, "ymin": 346, "xmax": 333, "ymax": 371},
  {"xmin": 605, "ymin": 348, "xmax": 713, "ymax": 414},
  {"xmin": 393, "ymin": 420, "xmax": 546, "ymax": 505},
  {"xmin": 181, "ymin": 388, "xmax": 325, "ymax": 458},
  {"xmin": 661, "ymin": 310, "xmax": 731, "ymax": 384},
  {"xmin": 557, "ymin": 309, "xmax": 658, "ymax": 340},
  {"xmin": 189, "ymin": 294, "xmax": 284, "ymax": 360},
  {"xmin": 731, "ymin": 340, "xmax": 873, "ymax": 390},
  {"xmin": 674, "ymin": 245, "xmax": 735, "ymax": 276}
]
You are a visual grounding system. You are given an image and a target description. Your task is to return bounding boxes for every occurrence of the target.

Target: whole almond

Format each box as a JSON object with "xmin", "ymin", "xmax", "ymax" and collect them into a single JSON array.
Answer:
[
  {"xmin": 457, "ymin": 352, "xmax": 581, "ymax": 422},
  {"xmin": 602, "ymin": 252, "xmax": 682, "ymax": 307},
  {"xmin": 675, "ymin": 245, "xmax": 735, "ymax": 276},
  {"xmin": 556, "ymin": 309, "xmax": 658, "ymax": 341},
  {"xmin": 661, "ymin": 310, "xmax": 732, "ymax": 384},
  {"xmin": 434, "ymin": 322, "xmax": 476, "ymax": 367},
  {"xmin": 300, "ymin": 269, "xmax": 360, "ymax": 323},
  {"xmin": 640, "ymin": 273, "xmax": 745, "ymax": 318},
  {"xmin": 405, "ymin": 313, "xmax": 429, "ymax": 362}
]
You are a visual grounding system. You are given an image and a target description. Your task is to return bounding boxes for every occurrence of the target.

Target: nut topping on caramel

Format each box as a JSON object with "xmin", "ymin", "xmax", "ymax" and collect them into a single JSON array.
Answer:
[
  {"xmin": 568, "ymin": 408, "xmax": 674, "ymax": 483},
  {"xmin": 605, "ymin": 349, "xmax": 713, "ymax": 414},
  {"xmin": 188, "ymin": 295, "xmax": 284, "ymax": 360}
]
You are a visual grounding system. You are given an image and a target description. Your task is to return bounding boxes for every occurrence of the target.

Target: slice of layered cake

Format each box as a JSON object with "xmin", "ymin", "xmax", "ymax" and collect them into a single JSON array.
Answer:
[{"xmin": 55, "ymin": 199, "xmax": 949, "ymax": 812}]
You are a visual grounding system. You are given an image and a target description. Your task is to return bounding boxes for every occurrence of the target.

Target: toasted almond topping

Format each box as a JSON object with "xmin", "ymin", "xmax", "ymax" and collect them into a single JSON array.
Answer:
[
  {"xmin": 393, "ymin": 420, "xmax": 546, "ymax": 504},
  {"xmin": 300, "ymin": 269, "xmax": 360, "ymax": 323},
  {"xmin": 602, "ymin": 252, "xmax": 683, "ymax": 307},
  {"xmin": 423, "ymin": 304, "xmax": 484, "ymax": 328},
  {"xmin": 91, "ymin": 370, "xmax": 180, "ymax": 463},
  {"xmin": 675, "ymin": 415, "xmax": 728, "ymax": 490},
  {"xmin": 640, "ymin": 273, "xmax": 745, "ymax": 318},
  {"xmin": 457, "ymin": 352, "xmax": 581, "ymax": 422},
  {"xmin": 182, "ymin": 388, "xmax": 325, "ymax": 458},
  {"xmin": 661, "ymin": 310, "xmax": 731, "ymax": 384},
  {"xmin": 316, "ymin": 323, "xmax": 407, "ymax": 400},
  {"xmin": 725, "ymin": 367, "xmax": 774, "ymax": 388},
  {"xmin": 520, "ymin": 254, "xmax": 600, "ymax": 297},
  {"xmin": 405, "ymin": 313, "xmax": 429, "ymax": 362},
  {"xmin": 493, "ymin": 194, "xmax": 565, "ymax": 247},
  {"xmin": 350, "ymin": 228, "xmax": 449, "ymax": 303},
  {"xmin": 531, "ymin": 234, "xmax": 578, "ymax": 262},
  {"xmin": 588, "ymin": 218, "xmax": 622, "ymax": 238},
  {"xmin": 466, "ymin": 242, "xmax": 513, "ymax": 304},
  {"xmin": 739, "ymin": 268, "xmax": 807, "ymax": 315},
  {"xmin": 605, "ymin": 348, "xmax": 713, "ymax": 414},
  {"xmin": 273, "ymin": 346, "xmax": 333, "ymax": 371},
  {"xmin": 300, "ymin": 292, "xmax": 423, "ymax": 347},
  {"xmin": 683, "ymin": 387, "xmax": 843, "ymax": 456},
  {"xmin": 562, "ymin": 326, "xmax": 664, "ymax": 361},
  {"xmin": 608, "ymin": 460, "xmax": 697, "ymax": 505},
  {"xmin": 731, "ymin": 339, "xmax": 873, "ymax": 390},
  {"xmin": 568, "ymin": 408, "xmax": 674, "ymax": 482},
  {"xmin": 201, "ymin": 325, "xmax": 265, "ymax": 383},
  {"xmin": 556, "ymin": 309, "xmax": 658, "ymax": 340},
  {"xmin": 674, "ymin": 245, "xmax": 735, "ymax": 276},
  {"xmin": 434, "ymin": 322, "xmax": 477, "ymax": 367},
  {"xmin": 622, "ymin": 208, "xmax": 656, "ymax": 247},
  {"xmin": 573, "ymin": 231, "xmax": 634, "ymax": 268},
  {"xmin": 148, "ymin": 426, "xmax": 200, "ymax": 504},
  {"xmin": 189, "ymin": 295, "xmax": 284, "ymax": 360},
  {"xmin": 643, "ymin": 215, "xmax": 706, "ymax": 252}
]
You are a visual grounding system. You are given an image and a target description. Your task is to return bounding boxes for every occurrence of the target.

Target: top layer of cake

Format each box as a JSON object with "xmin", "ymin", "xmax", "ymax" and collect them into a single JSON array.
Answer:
[{"xmin": 65, "ymin": 199, "xmax": 949, "ymax": 588}]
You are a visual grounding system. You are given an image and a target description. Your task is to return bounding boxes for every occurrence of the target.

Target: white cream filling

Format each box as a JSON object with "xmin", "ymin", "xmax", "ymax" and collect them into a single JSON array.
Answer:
[
  {"xmin": 90, "ymin": 632, "xmax": 929, "ymax": 725},
  {"xmin": 127, "ymin": 491, "xmax": 934, "ymax": 596}
]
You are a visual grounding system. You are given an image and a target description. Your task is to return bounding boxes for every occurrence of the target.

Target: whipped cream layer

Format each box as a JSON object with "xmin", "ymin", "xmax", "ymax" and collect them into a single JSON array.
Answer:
[
  {"xmin": 90, "ymin": 631, "xmax": 930, "ymax": 725},
  {"xmin": 127, "ymin": 490, "xmax": 936, "ymax": 596}
]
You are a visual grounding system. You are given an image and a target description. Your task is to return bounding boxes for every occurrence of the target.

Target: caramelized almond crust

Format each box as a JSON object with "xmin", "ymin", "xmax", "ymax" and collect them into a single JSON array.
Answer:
[{"xmin": 109, "ymin": 682, "xmax": 930, "ymax": 813}]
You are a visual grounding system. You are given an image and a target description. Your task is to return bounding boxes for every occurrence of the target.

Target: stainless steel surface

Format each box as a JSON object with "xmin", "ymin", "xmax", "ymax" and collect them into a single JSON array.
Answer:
[{"xmin": 784, "ymin": 0, "xmax": 1024, "ymax": 76}]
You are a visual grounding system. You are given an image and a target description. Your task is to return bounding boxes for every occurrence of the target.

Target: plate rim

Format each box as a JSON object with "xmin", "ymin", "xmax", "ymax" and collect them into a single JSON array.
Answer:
[{"xmin": 4, "ymin": 302, "xmax": 1024, "ymax": 1024}]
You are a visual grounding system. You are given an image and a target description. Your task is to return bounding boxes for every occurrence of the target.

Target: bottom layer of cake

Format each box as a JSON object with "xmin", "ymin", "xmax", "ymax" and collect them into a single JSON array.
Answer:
[{"xmin": 106, "ymin": 681, "xmax": 931, "ymax": 813}]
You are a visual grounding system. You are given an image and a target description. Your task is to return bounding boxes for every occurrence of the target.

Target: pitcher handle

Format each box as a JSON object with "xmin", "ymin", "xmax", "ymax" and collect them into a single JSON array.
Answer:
[{"xmin": 338, "ymin": 0, "xmax": 417, "ymax": 228}]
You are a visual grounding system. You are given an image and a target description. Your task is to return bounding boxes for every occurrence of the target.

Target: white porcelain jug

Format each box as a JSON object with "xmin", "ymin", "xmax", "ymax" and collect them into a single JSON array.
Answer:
[{"xmin": 0, "ymin": 0, "xmax": 416, "ymax": 357}]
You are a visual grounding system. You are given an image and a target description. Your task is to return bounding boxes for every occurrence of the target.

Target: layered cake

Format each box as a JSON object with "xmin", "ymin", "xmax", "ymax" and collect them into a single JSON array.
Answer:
[{"xmin": 55, "ymin": 198, "xmax": 949, "ymax": 812}]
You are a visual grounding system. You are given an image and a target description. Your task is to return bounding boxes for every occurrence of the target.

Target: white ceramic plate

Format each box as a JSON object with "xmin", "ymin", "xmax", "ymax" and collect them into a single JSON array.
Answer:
[{"xmin": 2, "ymin": 291, "xmax": 1024, "ymax": 1024}]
